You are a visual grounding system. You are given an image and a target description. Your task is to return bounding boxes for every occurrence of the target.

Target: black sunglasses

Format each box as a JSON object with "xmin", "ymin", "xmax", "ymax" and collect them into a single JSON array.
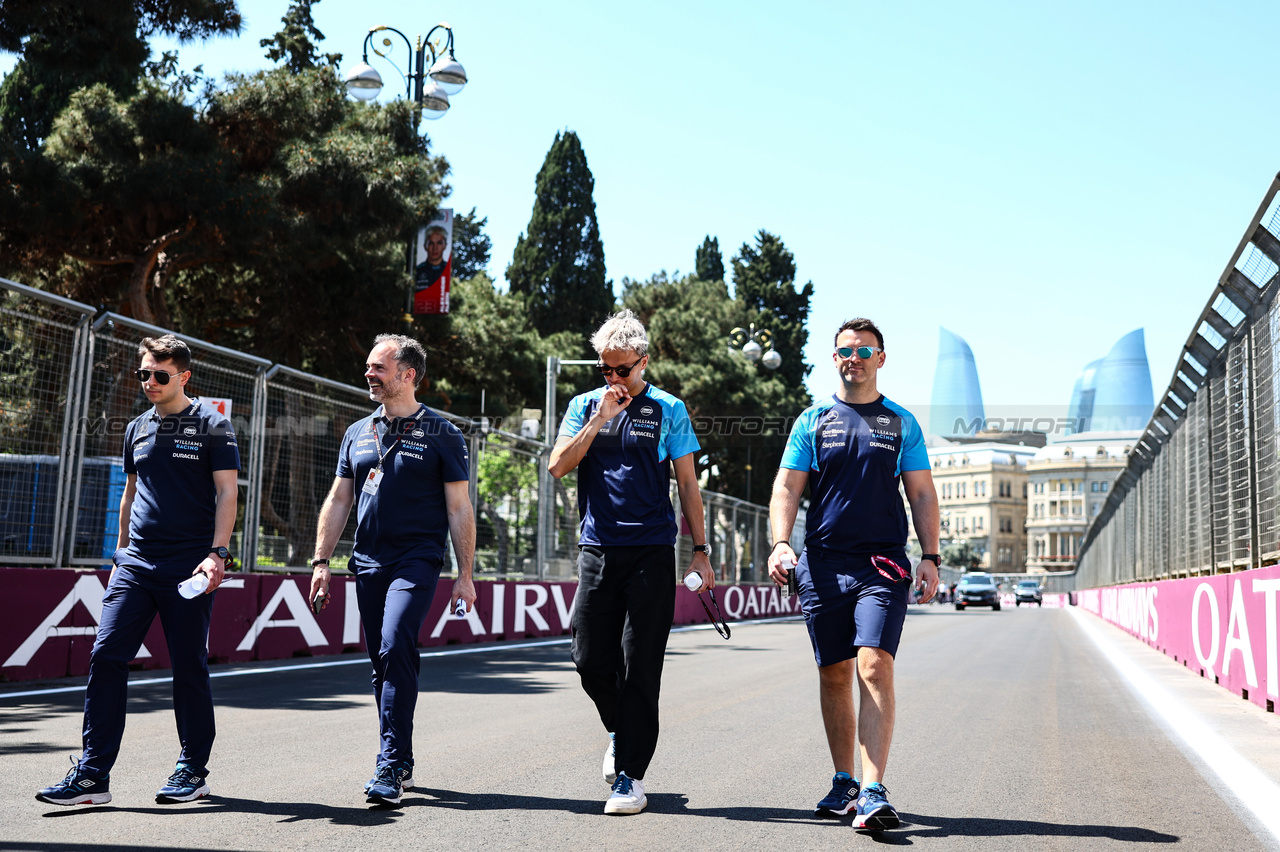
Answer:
[
  {"xmin": 135, "ymin": 368, "xmax": 186, "ymax": 385},
  {"xmin": 697, "ymin": 588, "xmax": 731, "ymax": 640},
  {"xmin": 597, "ymin": 356, "xmax": 643, "ymax": 378}
]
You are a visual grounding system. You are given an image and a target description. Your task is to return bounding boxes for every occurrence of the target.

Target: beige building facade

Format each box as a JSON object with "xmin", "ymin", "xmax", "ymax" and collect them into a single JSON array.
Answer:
[
  {"xmin": 912, "ymin": 442, "xmax": 1037, "ymax": 571},
  {"xmin": 1024, "ymin": 432, "xmax": 1137, "ymax": 573}
]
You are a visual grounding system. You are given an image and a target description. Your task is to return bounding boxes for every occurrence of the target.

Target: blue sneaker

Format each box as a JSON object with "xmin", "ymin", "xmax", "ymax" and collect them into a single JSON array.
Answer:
[
  {"xmin": 36, "ymin": 757, "xmax": 111, "ymax": 806},
  {"xmin": 365, "ymin": 759, "xmax": 414, "ymax": 794},
  {"xmin": 853, "ymin": 782, "xmax": 899, "ymax": 830},
  {"xmin": 815, "ymin": 771, "xmax": 859, "ymax": 817},
  {"xmin": 366, "ymin": 762, "xmax": 412, "ymax": 806},
  {"xmin": 155, "ymin": 763, "xmax": 210, "ymax": 803}
]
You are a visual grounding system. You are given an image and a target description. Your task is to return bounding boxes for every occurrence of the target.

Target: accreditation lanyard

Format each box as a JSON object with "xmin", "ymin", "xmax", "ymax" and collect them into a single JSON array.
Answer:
[{"xmin": 362, "ymin": 405, "xmax": 425, "ymax": 495}]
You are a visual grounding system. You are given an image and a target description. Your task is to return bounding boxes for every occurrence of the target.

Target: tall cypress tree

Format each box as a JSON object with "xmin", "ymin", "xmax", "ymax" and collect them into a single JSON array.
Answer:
[
  {"xmin": 507, "ymin": 130, "xmax": 612, "ymax": 343},
  {"xmin": 695, "ymin": 235, "xmax": 724, "ymax": 281}
]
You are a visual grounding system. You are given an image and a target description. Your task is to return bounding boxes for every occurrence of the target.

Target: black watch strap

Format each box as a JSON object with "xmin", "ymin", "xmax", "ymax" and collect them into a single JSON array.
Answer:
[
  {"xmin": 311, "ymin": 557, "xmax": 330, "ymax": 568},
  {"xmin": 692, "ymin": 544, "xmax": 709, "ymax": 554},
  {"xmin": 920, "ymin": 554, "xmax": 940, "ymax": 564}
]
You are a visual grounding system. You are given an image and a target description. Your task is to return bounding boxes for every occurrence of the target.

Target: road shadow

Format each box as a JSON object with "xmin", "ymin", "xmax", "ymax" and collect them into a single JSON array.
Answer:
[
  {"xmin": 416, "ymin": 786, "xmax": 602, "ymax": 815},
  {"xmin": 849, "ymin": 813, "xmax": 1179, "ymax": 844},
  {"xmin": 37, "ymin": 793, "xmax": 420, "ymax": 828}
]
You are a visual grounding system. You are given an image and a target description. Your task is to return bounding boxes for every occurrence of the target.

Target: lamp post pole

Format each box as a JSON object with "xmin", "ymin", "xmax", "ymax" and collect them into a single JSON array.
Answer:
[
  {"xmin": 344, "ymin": 23, "xmax": 469, "ymax": 322},
  {"xmin": 728, "ymin": 324, "xmax": 782, "ymax": 501}
]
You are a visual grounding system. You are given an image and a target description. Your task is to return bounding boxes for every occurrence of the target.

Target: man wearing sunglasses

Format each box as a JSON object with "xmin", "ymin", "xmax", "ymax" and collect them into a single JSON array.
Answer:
[
  {"xmin": 768, "ymin": 318, "xmax": 940, "ymax": 832},
  {"xmin": 38, "ymin": 335, "xmax": 239, "ymax": 807},
  {"xmin": 549, "ymin": 309, "xmax": 712, "ymax": 816}
]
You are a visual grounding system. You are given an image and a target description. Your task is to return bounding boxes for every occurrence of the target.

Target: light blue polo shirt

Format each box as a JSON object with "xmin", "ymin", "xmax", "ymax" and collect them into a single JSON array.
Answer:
[{"xmin": 559, "ymin": 383, "xmax": 700, "ymax": 547}]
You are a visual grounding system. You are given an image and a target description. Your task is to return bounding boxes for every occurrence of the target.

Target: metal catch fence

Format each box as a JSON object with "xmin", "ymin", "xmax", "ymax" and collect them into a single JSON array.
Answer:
[
  {"xmin": 0, "ymin": 276, "xmax": 793, "ymax": 580},
  {"xmin": 1077, "ymin": 175, "xmax": 1280, "ymax": 588}
]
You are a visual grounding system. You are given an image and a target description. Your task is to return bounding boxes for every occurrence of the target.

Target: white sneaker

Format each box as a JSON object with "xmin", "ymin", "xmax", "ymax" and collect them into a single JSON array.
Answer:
[
  {"xmin": 603, "ymin": 733, "xmax": 616, "ymax": 785},
  {"xmin": 604, "ymin": 772, "xmax": 646, "ymax": 815}
]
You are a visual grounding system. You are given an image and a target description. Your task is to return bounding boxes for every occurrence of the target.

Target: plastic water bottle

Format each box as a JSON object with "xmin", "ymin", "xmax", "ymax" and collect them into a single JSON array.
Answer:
[
  {"xmin": 782, "ymin": 555, "xmax": 798, "ymax": 596},
  {"xmin": 178, "ymin": 574, "xmax": 209, "ymax": 599}
]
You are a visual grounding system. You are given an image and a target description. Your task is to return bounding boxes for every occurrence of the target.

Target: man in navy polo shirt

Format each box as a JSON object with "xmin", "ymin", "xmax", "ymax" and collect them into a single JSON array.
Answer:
[
  {"xmin": 768, "ymin": 317, "xmax": 940, "ymax": 832},
  {"xmin": 549, "ymin": 309, "xmax": 714, "ymax": 816},
  {"xmin": 310, "ymin": 334, "xmax": 476, "ymax": 806},
  {"xmin": 37, "ymin": 335, "xmax": 239, "ymax": 807}
]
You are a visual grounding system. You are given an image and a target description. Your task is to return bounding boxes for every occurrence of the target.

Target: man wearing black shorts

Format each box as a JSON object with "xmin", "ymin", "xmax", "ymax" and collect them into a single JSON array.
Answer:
[
  {"xmin": 37, "ymin": 335, "xmax": 239, "ymax": 806},
  {"xmin": 768, "ymin": 317, "xmax": 940, "ymax": 831}
]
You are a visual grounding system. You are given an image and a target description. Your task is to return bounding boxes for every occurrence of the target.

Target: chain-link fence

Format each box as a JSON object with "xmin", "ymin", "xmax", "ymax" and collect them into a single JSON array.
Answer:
[
  {"xmin": 1077, "ymin": 176, "xmax": 1280, "ymax": 588},
  {"xmin": 0, "ymin": 281, "xmax": 94, "ymax": 565},
  {"xmin": 2, "ymin": 276, "xmax": 795, "ymax": 580}
]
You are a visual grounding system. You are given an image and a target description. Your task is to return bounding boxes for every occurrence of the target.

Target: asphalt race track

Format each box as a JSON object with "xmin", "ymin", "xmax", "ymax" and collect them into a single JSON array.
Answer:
[{"xmin": 3, "ymin": 604, "xmax": 1279, "ymax": 851}]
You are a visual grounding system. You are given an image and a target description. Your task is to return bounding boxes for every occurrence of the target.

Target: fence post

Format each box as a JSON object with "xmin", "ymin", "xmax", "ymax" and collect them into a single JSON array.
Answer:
[
  {"xmin": 53, "ymin": 315, "xmax": 95, "ymax": 567},
  {"xmin": 243, "ymin": 366, "xmax": 270, "ymax": 570}
]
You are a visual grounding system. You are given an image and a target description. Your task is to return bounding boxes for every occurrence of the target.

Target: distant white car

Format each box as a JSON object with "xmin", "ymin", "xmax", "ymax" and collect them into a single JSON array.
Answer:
[{"xmin": 1014, "ymin": 580, "xmax": 1043, "ymax": 606}]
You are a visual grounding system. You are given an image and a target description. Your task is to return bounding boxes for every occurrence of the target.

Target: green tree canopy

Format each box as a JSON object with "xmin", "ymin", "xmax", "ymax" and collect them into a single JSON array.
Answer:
[
  {"xmin": 695, "ymin": 235, "xmax": 724, "ymax": 281},
  {"xmin": 0, "ymin": 4, "xmax": 450, "ymax": 381},
  {"xmin": 622, "ymin": 271, "xmax": 802, "ymax": 503},
  {"xmin": 731, "ymin": 230, "xmax": 814, "ymax": 399},
  {"xmin": 506, "ymin": 130, "xmax": 613, "ymax": 346},
  {"xmin": 258, "ymin": 0, "xmax": 340, "ymax": 73},
  {"xmin": 0, "ymin": 0, "xmax": 241, "ymax": 149},
  {"xmin": 451, "ymin": 207, "xmax": 492, "ymax": 280}
]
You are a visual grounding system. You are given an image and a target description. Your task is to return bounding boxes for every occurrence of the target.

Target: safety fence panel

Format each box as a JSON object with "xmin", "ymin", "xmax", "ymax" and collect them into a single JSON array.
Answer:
[
  {"xmin": 0, "ymin": 280, "xmax": 94, "ymax": 565},
  {"xmin": 70, "ymin": 313, "xmax": 269, "ymax": 566},
  {"xmin": 0, "ymin": 277, "xmax": 794, "ymax": 579},
  {"xmin": 1077, "ymin": 176, "xmax": 1280, "ymax": 589}
]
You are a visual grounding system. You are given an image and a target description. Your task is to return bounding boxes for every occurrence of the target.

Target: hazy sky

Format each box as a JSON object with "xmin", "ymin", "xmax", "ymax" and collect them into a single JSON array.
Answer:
[{"xmin": 5, "ymin": 1, "xmax": 1279, "ymax": 414}]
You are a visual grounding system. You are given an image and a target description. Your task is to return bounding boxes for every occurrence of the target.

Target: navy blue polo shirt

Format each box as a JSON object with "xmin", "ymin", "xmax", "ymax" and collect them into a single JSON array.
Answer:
[
  {"xmin": 122, "ymin": 399, "xmax": 241, "ymax": 561},
  {"xmin": 780, "ymin": 394, "xmax": 928, "ymax": 556},
  {"xmin": 336, "ymin": 404, "xmax": 470, "ymax": 567},
  {"xmin": 558, "ymin": 383, "xmax": 700, "ymax": 547}
]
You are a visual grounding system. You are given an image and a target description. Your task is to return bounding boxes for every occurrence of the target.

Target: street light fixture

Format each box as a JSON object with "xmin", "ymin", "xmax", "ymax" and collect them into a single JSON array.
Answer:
[
  {"xmin": 344, "ymin": 21, "xmax": 467, "ymax": 120},
  {"xmin": 729, "ymin": 323, "xmax": 781, "ymax": 371}
]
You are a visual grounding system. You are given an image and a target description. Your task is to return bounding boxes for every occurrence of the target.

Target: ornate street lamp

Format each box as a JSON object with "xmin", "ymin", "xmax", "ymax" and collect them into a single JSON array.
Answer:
[
  {"xmin": 344, "ymin": 22, "xmax": 467, "ymax": 121},
  {"xmin": 729, "ymin": 323, "xmax": 782, "ymax": 371}
]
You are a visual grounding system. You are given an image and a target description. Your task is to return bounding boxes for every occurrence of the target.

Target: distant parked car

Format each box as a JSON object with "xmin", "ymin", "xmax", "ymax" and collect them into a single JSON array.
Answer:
[
  {"xmin": 955, "ymin": 572, "xmax": 1000, "ymax": 611},
  {"xmin": 1014, "ymin": 580, "xmax": 1043, "ymax": 607}
]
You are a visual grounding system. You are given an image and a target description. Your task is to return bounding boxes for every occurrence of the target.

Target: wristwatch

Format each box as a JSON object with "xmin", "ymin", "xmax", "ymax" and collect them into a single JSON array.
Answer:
[
  {"xmin": 209, "ymin": 546, "xmax": 233, "ymax": 569},
  {"xmin": 311, "ymin": 557, "xmax": 330, "ymax": 569},
  {"xmin": 920, "ymin": 554, "xmax": 940, "ymax": 565},
  {"xmin": 692, "ymin": 544, "xmax": 709, "ymax": 554}
]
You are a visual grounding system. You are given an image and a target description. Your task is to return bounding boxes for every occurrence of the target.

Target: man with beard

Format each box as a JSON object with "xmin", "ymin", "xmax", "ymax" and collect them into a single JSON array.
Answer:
[
  {"xmin": 309, "ymin": 334, "xmax": 476, "ymax": 805},
  {"xmin": 767, "ymin": 317, "xmax": 940, "ymax": 832}
]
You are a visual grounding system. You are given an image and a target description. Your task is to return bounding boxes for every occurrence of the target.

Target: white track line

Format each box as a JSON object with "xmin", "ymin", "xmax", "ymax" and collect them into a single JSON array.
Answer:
[
  {"xmin": 1068, "ymin": 606, "xmax": 1280, "ymax": 846},
  {"xmin": 0, "ymin": 616, "xmax": 802, "ymax": 701}
]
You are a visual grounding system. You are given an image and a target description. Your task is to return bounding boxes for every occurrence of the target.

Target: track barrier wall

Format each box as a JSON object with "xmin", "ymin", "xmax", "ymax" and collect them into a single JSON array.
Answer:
[
  {"xmin": 1077, "ymin": 563, "xmax": 1280, "ymax": 713},
  {"xmin": 0, "ymin": 567, "xmax": 803, "ymax": 683}
]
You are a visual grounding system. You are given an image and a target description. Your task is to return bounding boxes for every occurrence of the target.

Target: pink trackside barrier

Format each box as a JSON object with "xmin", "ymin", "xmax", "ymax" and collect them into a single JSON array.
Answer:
[
  {"xmin": 0, "ymin": 567, "xmax": 799, "ymax": 683},
  {"xmin": 1077, "ymin": 564, "xmax": 1280, "ymax": 713}
]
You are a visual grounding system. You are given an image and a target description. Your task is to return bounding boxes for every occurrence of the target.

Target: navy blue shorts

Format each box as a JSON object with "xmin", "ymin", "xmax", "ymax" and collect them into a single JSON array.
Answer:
[{"xmin": 797, "ymin": 549, "xmax": 911, "ymax": 665}]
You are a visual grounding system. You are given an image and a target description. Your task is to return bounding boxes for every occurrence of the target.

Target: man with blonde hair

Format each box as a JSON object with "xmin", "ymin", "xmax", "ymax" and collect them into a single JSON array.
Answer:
[{"xmin": 550, "ymin": 309, "xmax": 713, "ymax": 815}]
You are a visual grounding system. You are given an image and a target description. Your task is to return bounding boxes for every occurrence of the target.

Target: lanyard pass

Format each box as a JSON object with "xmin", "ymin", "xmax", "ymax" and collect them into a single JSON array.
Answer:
[{"xmin": 362, "ymin": 467, "xmax": 384, "ymax": 495}]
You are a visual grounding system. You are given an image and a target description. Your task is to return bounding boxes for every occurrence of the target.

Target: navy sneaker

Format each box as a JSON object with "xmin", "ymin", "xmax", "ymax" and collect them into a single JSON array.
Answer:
[
  {"xmin": 853, "ymin": 782, "xmax": 899, "ymax": 830},
  {"xmin": 366, "ymin": 762, "xmax": 412, "ymax": 806},
  {"xmin": 365, "ymin": 759, "xmax": 414, "ymax": 794},
  {"xmin": 155, "ymin": 763, "xmax": 210, "ymax": 803},
  {"xmin": 36, "ymin": 757, "xmax": 111, "ymax": 806},
  {"xmin": 814, "ymin": 771, "xmax": 859, "ymax": 817}
]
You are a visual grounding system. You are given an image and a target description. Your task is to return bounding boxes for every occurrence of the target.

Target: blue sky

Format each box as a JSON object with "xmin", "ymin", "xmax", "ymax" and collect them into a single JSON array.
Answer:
[{"xmin": 5, "ymin": 1, "xmax": 1279, "ymax": 414}]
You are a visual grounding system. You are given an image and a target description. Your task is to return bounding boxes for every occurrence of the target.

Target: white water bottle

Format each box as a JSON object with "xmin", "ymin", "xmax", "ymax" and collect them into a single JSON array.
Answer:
[
  {"xmin": 683, "ymin": 572, "xmax": 702, "ymax": 592},
  {"xmin": 178, "ymin": 574, "xmax": 209, "ymax": 599}
]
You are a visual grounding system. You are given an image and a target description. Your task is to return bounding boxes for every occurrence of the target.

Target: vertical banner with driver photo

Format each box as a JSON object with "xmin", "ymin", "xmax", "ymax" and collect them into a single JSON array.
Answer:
[{"xmin": 413, "ymin": 208, "xmax": 453, "ymax": 315}]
